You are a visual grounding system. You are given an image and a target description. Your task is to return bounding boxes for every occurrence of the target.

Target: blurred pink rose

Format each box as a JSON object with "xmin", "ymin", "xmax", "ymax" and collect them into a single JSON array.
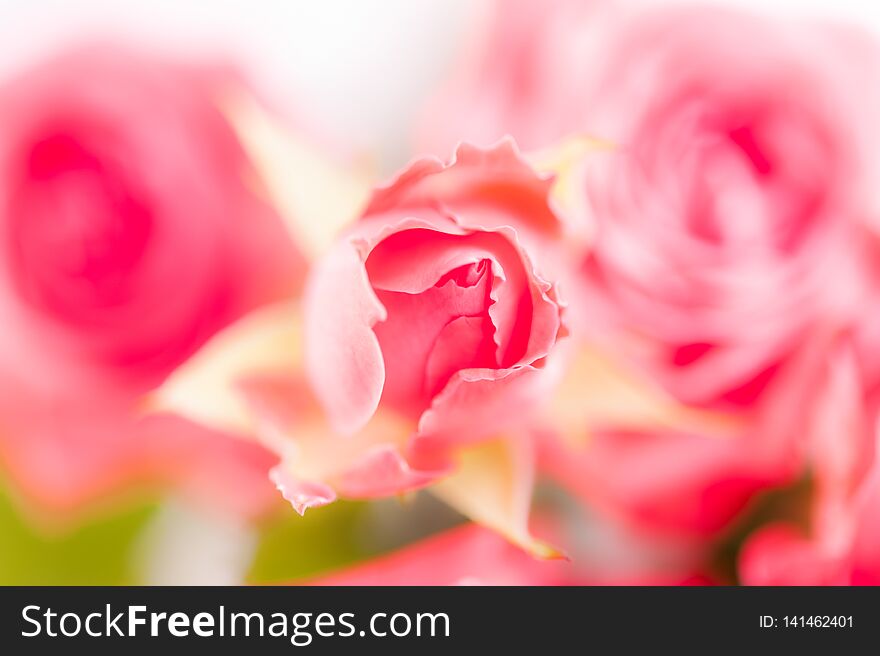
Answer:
[
  {"xmin": 424, "ymin": 3, "xmax": 880, "ymax": 538},
  {"xmin": 0, "ymin": 44, "xmax": 304, "ymax": 514},
  {"xmin": 739, "ymin": 348, "xmax": 880, "ymax": 585},
  {"xmin": 567, "ymin": 7, "xmax": 877, "ymax": 406},
  {"xmin": 562, "ymin": 7, "xmax": 878, "ymax": 537},
  {"xmin": 419, "ymin": 0, "xmax": 603, "ymax": 155}
]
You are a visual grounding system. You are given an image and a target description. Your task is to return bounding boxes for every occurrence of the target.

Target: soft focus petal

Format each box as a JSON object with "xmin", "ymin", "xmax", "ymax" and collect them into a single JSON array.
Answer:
[
  {"xmin": 429, "ymin": 435, "xmax": 561, "ymax": 559},
  {"xmin": 269, "ymin": 468, "xmax": 336, "ymax": 517},
  {"xmin": 304, "ymin": 523, "xmax": 573, "ymax": 586},
  {"xmin": 146, "ymin": 301, "xmax": 302, "ymax": 436},
  {"xmin": 222, "ymin": 89, "xmax": 372, "ymax": 260},
  {"xmin": 303, "ymin": 237, "xmax": 387, "ymax": 435},
  {"xmin": 366, "ymin": 139, "xmax": 562, "ymax": 241},
  {"xmin": 241, "ymin": 376, "xmax": 449, "ymax": 509},
  {"xmin": 0, "ymin": 44, "xmax": 307, "ymax": 515},
  {"xmin": 739, "ymin": 525, "xmax": 842, "ymax": 586}
]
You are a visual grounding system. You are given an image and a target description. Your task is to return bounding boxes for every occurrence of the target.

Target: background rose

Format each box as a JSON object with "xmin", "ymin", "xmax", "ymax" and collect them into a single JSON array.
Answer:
[
  {"xmin": 567, "ymin": 7, "xmax": 878, "ymax": 407},
  {"xmin": 559, "ymin": 6, "xmax": 879, "ymax": 538},
  {"xmin": 738, "ymin": 347, "xmax": 880, "ymax": 585},
  {"xmin": 0, "ymin": 44, "xmax": 305, "ymax": 514},
  {"xmin": 417, "ymin": 0, "xmax": 603, "ymax": 156}
]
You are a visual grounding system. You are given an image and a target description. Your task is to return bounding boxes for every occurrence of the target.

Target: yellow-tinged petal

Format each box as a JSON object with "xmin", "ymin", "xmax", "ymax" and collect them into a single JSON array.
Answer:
[
  {"xmin": 236, "ymin": 372, "xmax": 443, "ymax": 501},
  {"xmin": 278, "ymin": 408, "xmax": 417, "ymax": 484},
  {"xmin": 545, "ymin": 343, "xmax": 744, "ymax": 449},
  {"xmin": 529, "ymin": 134, "xmax": 614, "ymax": 173},
  {"xmin": 430, "ymin": 436, "xmax": 563, "ymax": 560},
  {"xmin": 221, "ymin": 90, "xmax": 373, "ymax": 259},
  {"xmin": 142, "ymin": 301, "xmax": 303, "ymax": 436},
  {"xmin": 527, "ymin": 134, "xmax": 613, "ymax": 248}
]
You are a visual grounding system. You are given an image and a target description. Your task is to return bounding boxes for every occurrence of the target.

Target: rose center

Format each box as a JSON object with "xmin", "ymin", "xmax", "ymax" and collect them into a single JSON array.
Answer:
[{"xmin": 6, "ymin": 132, "xmax": 154, "ymax": 325}]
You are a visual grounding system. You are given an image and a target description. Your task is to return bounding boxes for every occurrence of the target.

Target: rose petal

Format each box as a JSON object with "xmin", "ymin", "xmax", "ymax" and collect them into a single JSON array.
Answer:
[
  {"xmin": 418, "ymin": 366, "xmax": 545, "ymax": 448},
  {"xmin": 424, "ymin": 315, "xmax": 497, "ymax": 398},
  {"xmin": 144, "ymin": 300, "xmax": 302, "ymax": 435},
  {"xmin": 222, "ymin": 90, "xmax": 371, "ymax": 260},
  {"xmin": 367, "ymin": 227, "xmax": 545, "ymax": 367},
  {"xmin": 240, "ymin": 375, "xmax": 441, "ymax": 503},
  {"xmin": 269, "ymin": 466, "xmax": 336, "ymax": 516},
  {"xmin": 336, "ymin": 444, "xmax": 450, "ymax": 498},
  {"xmin": 739, "ymin": 524, "xmax": 847, "ymax": 585},
  {"xmin": 365, "ymin": 138, "xmax": 562, "ymax": 240},
  {"xmin": 428, "ymin": 435, "xmax": 562, "ymax": 559},
  {"xmin": 365, "ymin": 224, "xmax": 483, "ymax": 294},
  {"xmin": 304, "ymin": 238, "xmax": 387, "ymax": 435},
  {"xmin": 372, "ymin": 267, "xmax": 492, "ymax": 412},
  {"xmin": 541, "ymin": 426, "xmax": 783, "ymax": 537}
]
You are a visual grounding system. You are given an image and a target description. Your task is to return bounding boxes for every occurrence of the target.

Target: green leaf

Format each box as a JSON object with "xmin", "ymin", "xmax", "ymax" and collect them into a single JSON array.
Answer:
[
  {"xmin": 0, "ymin": 481, "xmax": 158, "ymax": 585},
  {"xmin": 247, "ymin": 501, "xmax": 379, "ymax": 584}
]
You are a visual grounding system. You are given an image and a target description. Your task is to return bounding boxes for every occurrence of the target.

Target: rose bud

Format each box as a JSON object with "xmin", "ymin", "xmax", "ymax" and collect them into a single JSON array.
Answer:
[
  {"xmin": 305, "ymin": 140, "xmax": 566, "ymax": 442},
  {"xmin": 155, "ymin": 140, "xmax": 568, "ymax": 555}
]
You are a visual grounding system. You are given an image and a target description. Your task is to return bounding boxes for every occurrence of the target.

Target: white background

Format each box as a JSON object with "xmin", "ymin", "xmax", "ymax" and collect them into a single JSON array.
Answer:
[{"xmin": 1, "ymin": 0, "xmax": 878, "ymax": 171}]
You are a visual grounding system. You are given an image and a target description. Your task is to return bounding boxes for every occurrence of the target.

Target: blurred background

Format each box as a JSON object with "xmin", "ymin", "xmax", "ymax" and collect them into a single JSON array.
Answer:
[
  {"xmin": 5, "ymin": 0, "xmax": 878, "ymax": 173},
  {"xmin": 0, "ymin": 0, "xmax": 878, "ymax": 585}
]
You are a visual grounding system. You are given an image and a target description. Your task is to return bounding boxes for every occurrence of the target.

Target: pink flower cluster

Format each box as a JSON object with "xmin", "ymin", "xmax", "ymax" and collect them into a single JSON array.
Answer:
[{"xmin": 2, "ymin": 2, "xmax": 879, "ymax": 585}]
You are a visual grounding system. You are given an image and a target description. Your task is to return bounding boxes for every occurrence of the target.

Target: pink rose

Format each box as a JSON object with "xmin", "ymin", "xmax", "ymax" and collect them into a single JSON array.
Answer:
[
  {"xmin": 213, "ymin": 141, "xmax": 568, "ymax": 554},
  {"xmin": 418, "ymin": 0, "xmax": 603, "ymax": 155},
  {"xmin": 305, "ymin": 140, "xmax": 565, "ymax": 441},
  {"xmin": 424, "ymin": 3, "xmax": 880, "ymax": 537},
  {"xmin": 0, "ymin": 44, "xmax": 304, "ymax": 514},
  {"xmin": 739, "ymin": 347, "xmax": 880, "ymax": 585},
  {"xmin": 566, "ymin": 7, "xmax": 877, "ymax": 406},
  {"xmin": 561, "ymin": 8, "xmax": 878, "ymax": 537}
]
